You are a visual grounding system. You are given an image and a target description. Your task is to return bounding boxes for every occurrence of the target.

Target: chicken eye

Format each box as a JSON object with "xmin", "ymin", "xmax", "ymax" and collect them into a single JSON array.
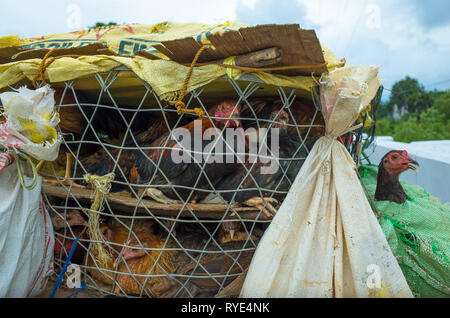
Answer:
[{"xmin": 391, "ymin": 155, "xmax": 398, "ymax": 160}]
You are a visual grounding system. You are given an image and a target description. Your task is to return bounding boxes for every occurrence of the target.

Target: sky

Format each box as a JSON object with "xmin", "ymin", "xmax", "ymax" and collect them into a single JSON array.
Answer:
[{"xmin": 1, "ymin": 0, "xmax": 450, "ymax": 99}]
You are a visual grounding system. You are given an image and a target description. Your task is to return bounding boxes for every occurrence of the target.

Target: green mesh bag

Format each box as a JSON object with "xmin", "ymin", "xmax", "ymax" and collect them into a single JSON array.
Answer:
[{"xmin": 358, "ymin": 165, "xmax": 450, "ymax": 298}]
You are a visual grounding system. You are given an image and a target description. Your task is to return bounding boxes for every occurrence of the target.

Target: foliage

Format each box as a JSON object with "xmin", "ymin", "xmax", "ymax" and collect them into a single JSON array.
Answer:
[
  {"xmin": 88, "ymin": 22, "xmax": 118, "ymax": 30},
  {"xmin": 376, "ymin": 93, "xmax": 450, "ymax": 142},
  {"xmin": 387, "ymin": 76, "xmax": 425, "ymax": 114},
  {"xmin": 376, "ymin": 102, "xmax": 390, "ymax": 119},
  {"xmin": 434, "ymin": 90, "xmax": 450, "ymax": 121},
  {"xmin": 374, "ymin": 77, "xmax": 449, "ymax": 142}
]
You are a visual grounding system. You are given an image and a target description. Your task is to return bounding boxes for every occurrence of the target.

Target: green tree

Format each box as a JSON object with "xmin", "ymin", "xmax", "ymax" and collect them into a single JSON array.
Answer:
[
  {"xmin": 376, "ymin": 102, "xmax": 390, "ymax": 118},
  {"xmin": 388, "ymin": 76, "xmax": 425, "ymax": 115},
  {"xmin": 405, "ymin": 90, "xmax": 434, "ymax": 114},
  {"xmin": 375, "ymin": 79, "xmax": 449, "ymax": 142},
  {"xmin": 88, "ymin": 22, "xmax": 118, "ymax": 30},
  {"xmin": 434, "ymin": 90, "xmax": 450, "ymax": 122}
]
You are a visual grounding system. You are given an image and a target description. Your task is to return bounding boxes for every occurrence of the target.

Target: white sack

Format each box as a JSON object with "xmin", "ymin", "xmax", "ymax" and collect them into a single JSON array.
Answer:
[
  {"xmin": 240, "ymin": 65, "xmax": 413, "ymax": 298},
  {"xmin": 0, "ymin": 85, "xmax": 61, "ymax": 161},
  {"xmin": 0, "ymin": 163, "xmax": 54, "ymax": 297}
]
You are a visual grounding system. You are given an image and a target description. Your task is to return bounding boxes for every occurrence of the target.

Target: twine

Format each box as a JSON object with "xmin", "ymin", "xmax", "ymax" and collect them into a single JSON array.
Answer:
[
  {"xmin": 83, "ymin": 172, "xmax": 115, "ymax": 266},
  {"xmin": 31, "ymin": 48, "xmax": 134, "ymax": 88}
]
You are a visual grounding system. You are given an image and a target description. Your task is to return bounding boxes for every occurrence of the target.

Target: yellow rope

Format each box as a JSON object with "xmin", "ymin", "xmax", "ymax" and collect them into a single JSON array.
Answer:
[
  {"xmin": 31, "ymin": 46, "xmax": 327, "ymax": 118},
  {"xmin": 174, "ymin": 45, "xmax": 328, "ymax": 117},
  {"xmin": 173, "ymin": 46, "xmax": 208, "ymax": 117},
  {"xmin": 188, "ymin": 61, "xmax": 328, "ymax": 72},
  {"xmin": 31, "ymin": 48, "xmax": 135, "ymax": 88},
  {"xmin": 32, "ymin": 49, "xmax": 83, "ymax": 88},
  {"xmin": 83, "ymin": 172, "xmax": 115, "ymax": 266}
]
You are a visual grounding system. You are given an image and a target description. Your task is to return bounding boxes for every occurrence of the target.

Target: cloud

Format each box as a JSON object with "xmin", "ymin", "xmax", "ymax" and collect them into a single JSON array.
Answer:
[
  {"xmin": 0, "ymin": 0, "xmax": 448, "ymax": 100},
  {"xmin": 308, "ymin": 0, "xmax": 450, "ymax": 97},
  {"xmin": 409, "ymin": 0, "xmax": 450, "ymax": 29},
  {"xmin": 236, "ymin": 0, "xmax": 311, "ymax": 27},
  {"xmin": 234, "ymin": 0, "xmax": 450, "ymax": 100}
]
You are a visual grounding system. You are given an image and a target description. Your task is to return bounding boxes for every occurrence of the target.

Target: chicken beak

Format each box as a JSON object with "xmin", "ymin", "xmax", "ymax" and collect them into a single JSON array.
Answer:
[
  {"xmin": 234, "ymin": 119, "xmax": 240, "ymax": 127},
  {"xmin": 408, "ymin": 159, "xmax": 420, "ymax": 171},
  {"xmin": 229, "ymin": 229, "xmax": 235, "ymax": 240}
]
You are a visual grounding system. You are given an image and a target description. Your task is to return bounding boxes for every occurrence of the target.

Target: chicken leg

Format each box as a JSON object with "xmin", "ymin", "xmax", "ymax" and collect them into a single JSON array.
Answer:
[
  {"xmin": 143, "ymin": 187, "xmax": 179, "ymax": 204},
  {"xmin": 242, "ymin": 197, "xmax": 278, "ymax": 218}
]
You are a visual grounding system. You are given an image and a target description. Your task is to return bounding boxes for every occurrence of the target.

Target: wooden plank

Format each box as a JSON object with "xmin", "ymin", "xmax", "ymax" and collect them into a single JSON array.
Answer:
[
  {"xmin": 239, "ymin": 24, "xmax": 299, "ymax": 52},
  {"xmin": 42, "ymin": 183, "xmax": 271, "ymax": 220},
  {"xmin": 233, "ymin": 47, "xmax": 282, "ymax": 68},
  {"xmin": 237, "ymin": 24, "xmax": 327, "ymax": 76},
  {"xmin": 0, "ymin": 24, "xmax": 328, "ymax": 76},
  {"xmin": 0, "ymin": 46, "xmax": 22, "ymax": 64},
  {"xmin": 185, "ymin": 47, "xmax": 282, "ymax": 68},
  {"xmin": 160, "ymin": 37, "xmax": 203, "ymax": 63},
  {"xmin": 247, "ymin": 25, "xmax": 301, "ymax": 75},
  {"xmin": 299, "ymin": 29, "xmax": 326, "ymax": 64},
  {"xmin": 207, "ymin": 30, "xmax": 252, "ymax": 57}
]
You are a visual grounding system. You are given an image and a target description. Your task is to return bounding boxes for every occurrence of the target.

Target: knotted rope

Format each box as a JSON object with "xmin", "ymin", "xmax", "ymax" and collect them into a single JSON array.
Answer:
[
  {"xmin": 173, "ymin": 46, "xmax": 208, "ymax": 117},
  {"xmin": 83, "ymin": 172, "xmax": 115, "ymax": 266}
]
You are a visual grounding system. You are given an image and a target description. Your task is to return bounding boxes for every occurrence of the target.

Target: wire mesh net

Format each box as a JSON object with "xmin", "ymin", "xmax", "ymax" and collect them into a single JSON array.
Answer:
[
  {"xmin": 34, "ymin": 66, "xmax": 325, "ymax": 298},
  {"xmin": 358, "ymin": 165, "xmax": 450, "ymax": 298}
]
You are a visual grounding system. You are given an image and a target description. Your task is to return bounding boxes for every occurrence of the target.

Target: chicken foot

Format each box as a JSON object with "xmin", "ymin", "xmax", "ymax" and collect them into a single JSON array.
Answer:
[
  {"xmin": 143, "ymin": 187, "xmax": 179, "ymax": 204},
  {"xmin": 242, "ymin": 197, "xmax": 278, "ymax": 218}
]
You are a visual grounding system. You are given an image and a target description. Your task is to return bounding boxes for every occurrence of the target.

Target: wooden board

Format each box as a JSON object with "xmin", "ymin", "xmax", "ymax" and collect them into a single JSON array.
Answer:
[
  {"xmin": 42, "ymin": 183, "xmax": 271, "ymax": 220},
  {"xmin": 0, "ymin": 24, "xmax": 327, "ymax": 77},
  {"xmin": 151, "ymin": 24, "xmax": 327, "ymax": 76}
]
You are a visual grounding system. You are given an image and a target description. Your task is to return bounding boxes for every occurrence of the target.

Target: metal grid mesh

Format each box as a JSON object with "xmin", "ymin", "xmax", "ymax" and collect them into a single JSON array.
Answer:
[{"xmin": 38, "ymin": 67, "xmax": 325, "ymax": 298}]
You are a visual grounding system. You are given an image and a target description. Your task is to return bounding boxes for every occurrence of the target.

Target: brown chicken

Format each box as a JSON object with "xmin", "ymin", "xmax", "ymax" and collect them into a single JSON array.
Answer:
[
  {"xmin": 76, "ymin": 100, "xmax": 244, "ymax": 204},
  {"xmin": 54, "ymin": 87, "xmax": 177, "ymax": 145},
  {"xmin": 85, "ymin": 218, "xmax": 179, "ymax": 297},
  {"xmin": 112, "ymin": 228, "xmax": 182, "ymax": 297},
  {"xmin": 44, "ymin": 87, "xmax": 178, "ymax": 186},
  {"xmin": 84, "ymin": 216, "xmax": 258, "ymax": 297},
  {"xmin": 208, "ymin": 104, "xmax": 320, "ymax": 216},
  {"xmin": 375, "ymin": 150, "xmax": 420, "ymax": 204},
  {"xmin": 242, "ymin": 98, "xmax": 324, "ymax": 146},
  {"xmin": 174, "ymin": 237, "xmax": 255, "ymax": 297}
]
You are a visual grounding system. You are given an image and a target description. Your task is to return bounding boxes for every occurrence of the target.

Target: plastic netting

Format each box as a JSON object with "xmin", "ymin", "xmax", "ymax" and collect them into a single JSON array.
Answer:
[
  {"xmin": 359, "ymin": 165, "xmax": 450, "ymax": 298},
  {"xmin": 30, "ymin": 66, "xmax": 325, "ymax": 298}
]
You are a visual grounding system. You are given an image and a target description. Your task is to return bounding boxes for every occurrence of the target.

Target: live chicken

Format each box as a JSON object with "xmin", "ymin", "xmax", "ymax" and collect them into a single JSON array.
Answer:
[
  {"xmin": 206, "ymin": 106, "xmax": 318, "ymax": 216},
  {"xmin": 375, "ymin": 150, "xmax": 420, "ymax": 204},
  {"xmin": 76, "ymin": 100, "xmax": 244, "ymax": 204}
]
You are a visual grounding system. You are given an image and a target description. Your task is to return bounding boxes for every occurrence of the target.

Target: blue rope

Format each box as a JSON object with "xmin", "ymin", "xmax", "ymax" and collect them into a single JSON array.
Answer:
[
  {"xmin": 49, "ymin": 236, "xmax": 80, "ymax": 298},
  {"xmin": 66, "ymin": 281, "xmax": 86, "ymax": 298}
]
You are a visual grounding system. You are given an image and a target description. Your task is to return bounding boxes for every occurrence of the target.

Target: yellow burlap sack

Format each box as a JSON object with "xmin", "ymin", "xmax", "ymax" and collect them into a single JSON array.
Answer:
[{"xmin": 0, "ymin": 22, "xmax": 345, "ymax": 101}]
